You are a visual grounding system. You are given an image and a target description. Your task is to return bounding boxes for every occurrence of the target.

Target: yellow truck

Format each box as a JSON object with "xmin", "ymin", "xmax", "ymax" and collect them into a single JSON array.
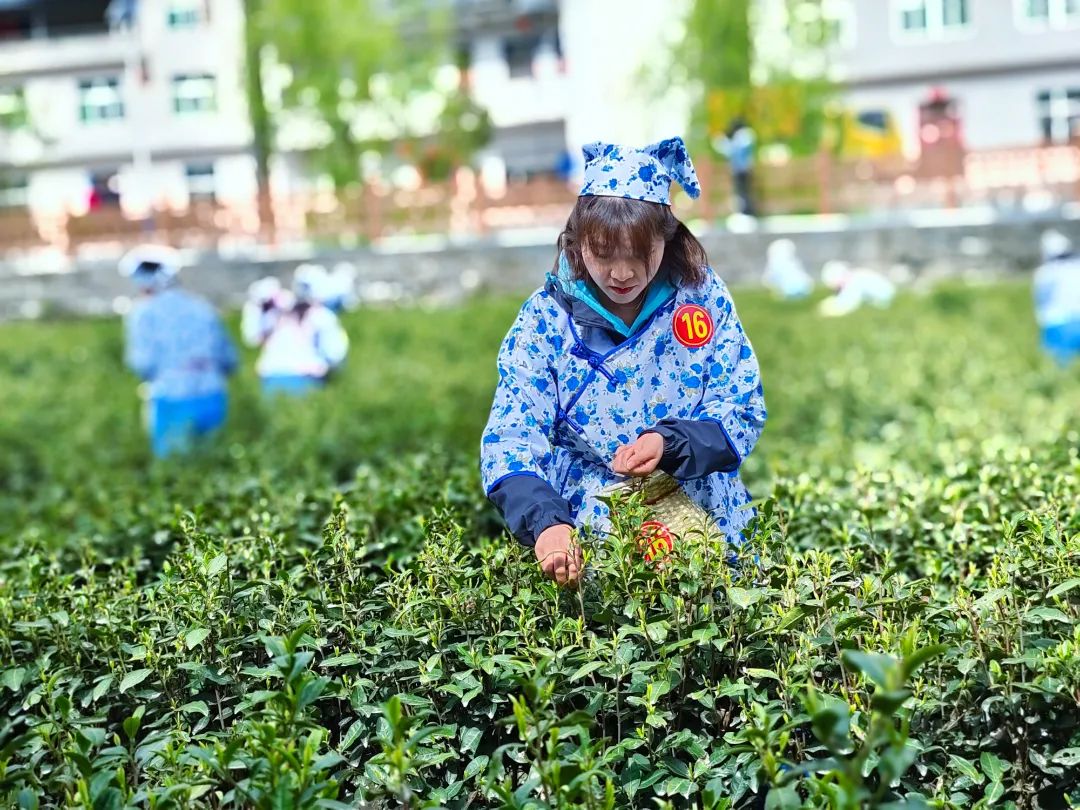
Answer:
[{"xmin": 824, "ymin": 106, "xmax": 904, "ymax": 159}]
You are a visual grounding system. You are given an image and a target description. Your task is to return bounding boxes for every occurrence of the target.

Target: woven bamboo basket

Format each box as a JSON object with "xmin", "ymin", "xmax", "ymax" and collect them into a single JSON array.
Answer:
[{"xmin": 603, "ymin": 471, "xmax": 720, "ymax": 542}]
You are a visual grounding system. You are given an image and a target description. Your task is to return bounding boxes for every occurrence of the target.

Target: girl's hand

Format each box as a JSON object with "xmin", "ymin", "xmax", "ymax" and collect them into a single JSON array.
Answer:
[
  {"xmin": 612, "ymin": 432, "xmax": 664, "ymax": 477},
  {"xmin": 535, "ymin": 524, "xmax": 582, "ymax": 587}
]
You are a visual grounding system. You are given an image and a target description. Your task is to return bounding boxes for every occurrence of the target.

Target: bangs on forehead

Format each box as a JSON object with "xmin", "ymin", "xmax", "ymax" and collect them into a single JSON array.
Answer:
[{"xmin": 578, "ymin": 197, "xmax": 666, "ymax": 260}]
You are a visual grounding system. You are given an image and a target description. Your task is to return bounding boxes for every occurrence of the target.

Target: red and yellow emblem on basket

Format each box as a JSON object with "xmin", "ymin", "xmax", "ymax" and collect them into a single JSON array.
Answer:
[
  {"xmin": 639, "ymin": 521, "xmax": 675, "ymax": 563},
  {"xmin": 672, "ymin": 304, "xmax": 714, "ymax": 348}
]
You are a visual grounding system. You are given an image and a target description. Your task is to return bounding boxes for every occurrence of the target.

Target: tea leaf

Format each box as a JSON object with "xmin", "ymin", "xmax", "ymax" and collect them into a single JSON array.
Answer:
[
  {"xmin": 727, "ymin": 586, "xmax": 763, "ymax": 610},
  {"xmin": 459, "ymin": 726, "xmax": 483, "ymax": 754},
  {"xmin": 179, "ymin": 701, "xmax": 209, "ymax": 717},
  {"xmin": 321, "ymin": 653, "xmax": 364, "ymax": 667},
  {"xmin": 949, "ymin": 754, "xmax": 984, "ymax": 785},
  {"xmin": 570, "ymin": 661, "xmax": 605, "ymax": 682},
  {"xmin": 1051, "ymin": 748, "xmax": 1080, "ymax": 767},
  {"xmin": 842, "ymin": 650, "xmax": 897, "ymax": 688},
  {"xmin": 184, "ymin": 627, "xmax": 210, "ymax": 650},
  {"xmin": 463, "ymin": 754, "xmax": 489, "ymax": 780},
  {"xmin": 206, "ymin": 554, "xmax": 227, "ymax": 577},
  {"xmin": 1023, "ymin": 607, "xmax": 1071, "ymax": 624},
  {"xmin": 1, "ymin": 668, "xmax": 26, "ymax": 692},
  {"xmin": 746, "ymin": 668, "xmax": 781, "ymax": 682},
  {"xmin": 91, "ymin": 675, "xmax": 114, "ymax": 703},
  {"xmin": 118, "ymin": 670, "xmax": 151, "ymax": 694},
  {"xmin": 1046, "ymin": 578, "xmax": 1080, "ymax": 599}
]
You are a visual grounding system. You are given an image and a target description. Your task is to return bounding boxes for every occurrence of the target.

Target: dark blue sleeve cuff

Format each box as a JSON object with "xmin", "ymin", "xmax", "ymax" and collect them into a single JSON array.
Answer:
[
  {"xmin": 648, "ymin": 417, "xmax": 740, "ymax": 479},
  {"xmin": 488, "ymin": 473, "xmax": 574, "ymax": 548}
]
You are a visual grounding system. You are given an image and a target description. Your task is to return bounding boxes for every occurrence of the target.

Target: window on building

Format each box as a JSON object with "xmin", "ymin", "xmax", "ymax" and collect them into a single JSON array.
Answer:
[
  {"xmin": 789, "ymin": 0, "xmax": 856, "ymax": 50},
  {"xmin": 895, "ymin": 0, "xmax": 971, "ymax": 37},
  {"xmin": 1016, "ymin": 0, "xmax": 1080, "ymax": 28},
  {"xmin": 185, "ymin": 163, "xmax": 216, "ymax": 201},
  {"xmin": 78, "ymin": 77, "xmax": 124, "ymax": 123},
  {"xmin": 898, "ymin": 0, "xmax": 929, "ymax": 31},
  {"xmin": 88, "ymin": 169, "xmax": 121, "ymax": 209},
  {"xmin": 1022, "ymin": 0, "xmax": 1051, "ymax": 19},
  {"xmin": 503, "ymin": 36, "xmax": 539, "ymax": 79},
  {"xmin": 0, "ymin": 85, "xmax": 26, "ymax": 128},
  {"xmin": 172, "ymin": 74, "xmax": 216, "ymax": 114},
  {"xmin": 167, "ymin": 1, "xmax": 205, "ymax": 29},
  {"xmin": 942, "ymin": 0, "xmax": 970, "ymax": 24},
  {"xmin": 1038, "ymin": 88, "xmax": 1080, "ymax": 144},
  {"xmin": 823, "ymin": 0, "xmax": 857, "ymax": 47},
  {"xmin": 856, "ymin": 110, "xmax": 890, "ymax": 132},
  {"xmin": 0, "ymin": 9, "xmax": 33, "ymax": 41},
  {"xmin": 0, "ymin": 172, "xmax": 29, "ymax": 208}
]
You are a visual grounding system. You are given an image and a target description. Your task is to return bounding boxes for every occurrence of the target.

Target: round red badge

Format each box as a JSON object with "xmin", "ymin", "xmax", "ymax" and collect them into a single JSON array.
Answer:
[
  {"xmin": 672, "ymin": 304, "xmax": 714, "ymax": 348},
  {"xmin": 639, "ymin": 520, "xmax": 675, "ymax": 563}
]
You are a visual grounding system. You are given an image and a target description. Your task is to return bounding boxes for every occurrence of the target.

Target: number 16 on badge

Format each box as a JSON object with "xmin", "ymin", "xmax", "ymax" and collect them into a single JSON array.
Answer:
[{"xmin": 673, "ymin": 304, "xmax": 714, "ymax": 348}]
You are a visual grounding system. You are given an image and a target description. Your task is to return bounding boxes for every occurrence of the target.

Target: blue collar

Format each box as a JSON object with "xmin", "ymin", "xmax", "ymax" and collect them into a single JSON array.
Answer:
[{"xmin": 551, "ymin": 253, "xmax": 675, "ymax": 338}]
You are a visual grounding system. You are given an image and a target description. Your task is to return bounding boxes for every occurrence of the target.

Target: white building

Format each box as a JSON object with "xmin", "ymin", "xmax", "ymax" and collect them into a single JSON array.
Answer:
[
  {"xmin": 456, "ymin": 0, "xmax": 691, "ymax": 183},
  {"xmin": 0, "ymin": 0, "xmax": 690, "ymax": 222},
  {"xmin": 758, "ymin": 0, "xmax": 1080, "ymax": 157},
  {"xmin": 843, "ymin": 0, "xmax": 1080, "ymax": 154},
  {"xmin": 3, "ymin": 0, "xmax": 1075, "ymax": 225},
  {"xmin": 0, "ymin": 0, "xmax": 255, "ymax": 218}
]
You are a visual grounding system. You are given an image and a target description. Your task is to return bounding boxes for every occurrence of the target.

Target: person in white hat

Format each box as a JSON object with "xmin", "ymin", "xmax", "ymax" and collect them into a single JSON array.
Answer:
[
  {"xmin": 241, "ymin": 276, "xmax": 286, "ymax": 348},
  {"xmin": 323, "ymin": 261, "xmax": 359, "ymax": 313},
  {"xmin": 120, "ymin": 245, "xmax": 237, "ymax": 457},
  {"xmin": 1033, "ymin": 230, "xmax": 1080, "ymax": 365},
  {"xmin": 251, "ymin": 264, "xmax": 350, "ymax": 396},
  {"xmin": 762, "ymin": 238, "xmax": 813, "ymax": 299},
  {"xmin": 818, "ymin": 260, "xmax": 896, "ymax": 317}
]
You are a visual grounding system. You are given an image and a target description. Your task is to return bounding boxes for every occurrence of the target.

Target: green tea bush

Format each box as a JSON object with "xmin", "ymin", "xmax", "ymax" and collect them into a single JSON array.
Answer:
[{"xmin": 0, "ymin": 283, "xmax": 1077, "ymax": 809}]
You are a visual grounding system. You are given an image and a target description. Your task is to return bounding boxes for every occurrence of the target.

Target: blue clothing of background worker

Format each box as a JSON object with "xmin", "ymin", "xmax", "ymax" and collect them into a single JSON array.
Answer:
[
  {"xmin": 1034, "ymin": 230, "xmax": 1080, "ymax": 366},
  {"xmin": 121, "ymin": 246, "xmax": 237, "ymax": 457},
  {"xmin": 714, "ymin": 118, "xmax": 756, "ymax": 217}
]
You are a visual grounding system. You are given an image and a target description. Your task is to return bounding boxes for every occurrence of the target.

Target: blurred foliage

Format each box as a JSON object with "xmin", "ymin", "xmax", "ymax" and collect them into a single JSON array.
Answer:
[
  {"xmin": 673, "ymin": 0, "xmax": 840, "ymax": 158},
  {"xmin": 0, "ymin": 282, "xmax": 1079, "ymax": 807},
  {"xmin": 247, "ymin": 0, "xmax": 491, "ymax": 188},
  {"xmin": 0, "ymin": 85, "xmax": 28, "ymax": 131}
]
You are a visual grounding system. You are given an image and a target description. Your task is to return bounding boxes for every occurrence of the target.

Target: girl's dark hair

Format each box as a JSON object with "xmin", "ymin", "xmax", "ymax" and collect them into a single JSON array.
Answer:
[{"xmin": 555, "ymin": 195, "xmax": 710, "ymax": 288}]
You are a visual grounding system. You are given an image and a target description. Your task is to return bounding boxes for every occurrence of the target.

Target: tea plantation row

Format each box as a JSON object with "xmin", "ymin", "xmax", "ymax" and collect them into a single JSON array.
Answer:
[{"xmin": 0, "ymin": 283, "xmax": 1077, "ymax": 809}]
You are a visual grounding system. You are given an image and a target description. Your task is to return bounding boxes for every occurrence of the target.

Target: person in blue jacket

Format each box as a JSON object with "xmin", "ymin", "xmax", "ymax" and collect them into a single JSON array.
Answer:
[
  {"xmin": 1033, "ymin": 230, "xmax": 1080, "ymax": 366},
  {"xmin": 480, "ymin": 137, "xmax": 767, "ymax": 586},
  {"xmin": 121, "ymin": 246, "xmax": 238, "ymax": 458}
]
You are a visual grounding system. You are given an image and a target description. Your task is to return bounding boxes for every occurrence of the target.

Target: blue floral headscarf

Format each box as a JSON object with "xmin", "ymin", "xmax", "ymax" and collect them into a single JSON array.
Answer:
[{"xmin": 578, "ymin": 136, "xmax": 701, "ymax": 205}]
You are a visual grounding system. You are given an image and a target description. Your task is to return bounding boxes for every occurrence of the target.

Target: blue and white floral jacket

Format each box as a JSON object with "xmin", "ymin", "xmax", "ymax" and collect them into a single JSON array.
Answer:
[{"xmin": 480, "ymin": 257, "xmax": 766, "ymax": 547}]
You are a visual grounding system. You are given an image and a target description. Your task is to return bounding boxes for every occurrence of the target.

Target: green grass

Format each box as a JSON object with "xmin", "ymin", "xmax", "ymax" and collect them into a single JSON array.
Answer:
[{"xmin": 0, "ymin": 281, "xmax": 1077, "ymax": 809}]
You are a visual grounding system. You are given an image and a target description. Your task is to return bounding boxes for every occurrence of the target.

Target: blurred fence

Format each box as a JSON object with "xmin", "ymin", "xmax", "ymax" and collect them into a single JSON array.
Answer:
[{"xmin": 3, "ymin": 142, "xmax": 1079, "ymax": 258}]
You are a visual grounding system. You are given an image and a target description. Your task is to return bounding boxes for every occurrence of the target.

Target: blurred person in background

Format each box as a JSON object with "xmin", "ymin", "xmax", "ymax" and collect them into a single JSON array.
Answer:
[
  {"xmin": 323, "ymin": 262, "xmax": 359, "ymax": 314},
  {"xmin": 819, "ymin": 260, "xmax": 896, "ymax": 317},
  {"xmin": 241, "ymin": 276, "xmax": 286, "ymax": 347},
  {"xmin": 121, "ymin": 246, "xmax": 237, "ymax": 458},
  {"xmin": 715, "ymin": 117, "xmax": 757, "ymax": 217},
  {"xmin": 1034, "ymin": 230, "xmax": 1080, "ymax": 366},
  {"xmin": 762, "ymin": 238, "xmax": 814, "ymax": 299},
  {"xmin": 249, "ymin": 265, "xmax": 350, "ymax": 396}
]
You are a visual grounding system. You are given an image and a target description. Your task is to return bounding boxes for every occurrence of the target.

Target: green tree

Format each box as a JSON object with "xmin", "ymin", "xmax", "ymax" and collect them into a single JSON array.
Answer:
[
  {"xmin": 677, "ymin": 0, "xmax": 754, "ymax": 153},
  {"xmin": 249, "ymin": 0, "xmax": 491, "ymax": 189},
  {"xmin": 0, "ymin": 86, "xmax": 29, "ymax": 132},
  {"xmin": 243, "ymin": 0, "xmax": 275, "ymax": 233},
  {"xmin": 0, "ymin": 86, "xmax": 30, "ymax": 207},
  {"xmin": 673, "ymin": 0, "xmax": 839, "ymax": 157}
]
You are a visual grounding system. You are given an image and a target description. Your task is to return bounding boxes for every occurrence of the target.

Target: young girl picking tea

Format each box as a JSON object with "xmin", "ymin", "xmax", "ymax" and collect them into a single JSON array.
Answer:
[{"xmin": 480, "ymin": 137, "xmax": 767, "ymax": 586}]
